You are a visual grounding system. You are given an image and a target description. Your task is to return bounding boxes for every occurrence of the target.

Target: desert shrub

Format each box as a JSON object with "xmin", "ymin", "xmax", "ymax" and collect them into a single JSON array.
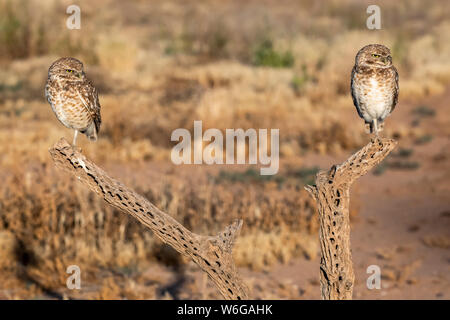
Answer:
[
  {"xmin": 0, "ymin": 0, "xmax": 48, "ymax": 59},
  {"xmin": 252, "ymin": 38, "xmax": 294, "ymax": 68}
]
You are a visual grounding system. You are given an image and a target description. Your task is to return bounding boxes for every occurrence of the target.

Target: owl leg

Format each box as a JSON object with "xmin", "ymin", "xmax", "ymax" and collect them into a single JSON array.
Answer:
[
  {"xmin": 72, "ymin": 130, "xmax": 79, "ymax": 147},
  {"xmin": 372, "ymin": 119, "xmax": 379, "ymax": 137}
]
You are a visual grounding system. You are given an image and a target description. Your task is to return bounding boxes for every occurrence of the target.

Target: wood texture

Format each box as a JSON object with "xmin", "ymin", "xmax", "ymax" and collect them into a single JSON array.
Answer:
[
  {"xmin": 305, "ymin": 137, "xmax": 397, "ymax": 299},
  {"xmin": 49, "ymin": 138, "xmax": 249, "ymax": 300}
]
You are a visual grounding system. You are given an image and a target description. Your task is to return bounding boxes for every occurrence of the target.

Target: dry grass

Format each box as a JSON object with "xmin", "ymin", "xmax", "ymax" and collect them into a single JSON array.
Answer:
[{"xmin": 0, "ymin": 0, "xmax": 449, "ymax": 299}]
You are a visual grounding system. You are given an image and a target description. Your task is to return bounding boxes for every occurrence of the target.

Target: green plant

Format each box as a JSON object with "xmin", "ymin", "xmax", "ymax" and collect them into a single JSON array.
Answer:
[
  {"xmin": 287, "ymin": 166, "xmax": 320, "ymax": 186},
  {"xmin": 413, "ymin": 105, "xmax": 435, "ymax": 117},
  {"xmin": 291, "ymin": 64, "xmax": 310, "ymax": 95},
  {"xmin": 0, "ymin": 0, "xmax": 48, "ymax": 60},
  {"xmin": 393, "ymin": 148, "xmax": 414, "ymax": 158},
  {"xmin": 415, "ymin": 134, "xmax": 433, "ymax": 145},
  {"xmin": 0, "ymin": 1, "xmax": 29, "ymax": 59},
  {"xmin": 215, "ymin": 168, "xmax": 285, "ymax": 184},
  {"xmin": 252, "ymin": 38, "xmax": 294, "ymax": 68}
]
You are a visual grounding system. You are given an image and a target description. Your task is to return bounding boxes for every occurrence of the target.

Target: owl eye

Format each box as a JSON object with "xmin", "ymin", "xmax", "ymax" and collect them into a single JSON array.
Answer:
[
  {"xmin": 371, "ymin": 54, "xmax": 380, "ymax": 58},
  {"xmin": 66, "ymin": 69, "xmax": 73, "ymax": 73}
]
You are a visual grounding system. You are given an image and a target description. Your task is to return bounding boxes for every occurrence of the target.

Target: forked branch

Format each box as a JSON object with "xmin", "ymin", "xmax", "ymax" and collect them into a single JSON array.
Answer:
[
  {"xmin": 49, "ymin": 138, "xmax": 249, "ymax": 300},
  {"xmin": 305, "ymin": 137, "xmax": 397, "ymax": 299}
]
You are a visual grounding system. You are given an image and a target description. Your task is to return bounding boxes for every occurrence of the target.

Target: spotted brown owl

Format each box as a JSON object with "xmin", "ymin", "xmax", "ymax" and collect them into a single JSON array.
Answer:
[
  {"xmin": 45, "ymin": 57, "xmax": 101, "ymax": 146},
  {"xmin": 351, "ymin": 44, "xmax": 399, "ymax": 135}
]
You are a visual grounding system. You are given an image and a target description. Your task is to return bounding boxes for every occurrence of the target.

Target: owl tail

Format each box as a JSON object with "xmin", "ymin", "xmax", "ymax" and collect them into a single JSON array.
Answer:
[{"xmin": 82, "ymin": 121, "xmax": 98, "ymax": 142}]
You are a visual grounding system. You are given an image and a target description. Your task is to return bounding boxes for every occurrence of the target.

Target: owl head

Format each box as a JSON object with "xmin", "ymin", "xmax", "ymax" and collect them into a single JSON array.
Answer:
[
  {"xmin": 48, "ymin": 57, "xmax": 85, "ymax": 81},
  {"xmin": 355, "ymin": 44, "xmax": 393, "ymax": 68}
]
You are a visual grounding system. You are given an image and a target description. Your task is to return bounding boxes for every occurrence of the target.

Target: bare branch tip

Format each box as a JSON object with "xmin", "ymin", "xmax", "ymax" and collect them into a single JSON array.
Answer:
[{"xmin": 304, "ymin": 185, "xmax": 318, "ymax": 199}]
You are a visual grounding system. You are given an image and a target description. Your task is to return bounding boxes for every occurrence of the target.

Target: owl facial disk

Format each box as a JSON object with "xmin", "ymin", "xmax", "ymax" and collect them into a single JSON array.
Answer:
[
  {"xmin": 355, "ymin": 44, "xmax": 392, "ymax": 68},
  {"xmin": 362, "ymin": 52, "xmax": 391, "ymax": 68},
  {"xmin": 48, "ymin": 57, "xmax": 85, "ymax": 81}
]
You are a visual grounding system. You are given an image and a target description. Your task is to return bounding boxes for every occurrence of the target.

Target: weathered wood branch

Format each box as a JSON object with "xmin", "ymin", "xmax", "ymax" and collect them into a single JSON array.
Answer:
[
  {"xmin": 305, "ymin": 137, "xmax": 397, "ymax": 300},
  {"xmin": 49, "ymin": 138, "xmax": 249, "ymax": 300}
]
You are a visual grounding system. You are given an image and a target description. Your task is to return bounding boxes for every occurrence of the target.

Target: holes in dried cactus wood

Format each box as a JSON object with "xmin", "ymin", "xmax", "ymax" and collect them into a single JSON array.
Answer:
[
  {"xmin": 203, "ymin": 258, "xmax": 211, "ymax": 267},
  {"xmin": 216, "ymin": 261, "xmax": 221, "ymax": 267},
  {"xmin": 334, "ymin": 198, "xmax": 340, "ymax": 207},
  {"xmin": 228, "ymin": 288, "xmax": 233, "ymax": 295},
  {"xmin": 147, "ymin": 212, "xmax": 154, "ymax": 219},
  {"xmin": 330, "ymin": 238, "xmax": 335, "ymax": 244},
  {"xmin": 345, "ymin": 281, "xmax": 352, "ymax": 290}
]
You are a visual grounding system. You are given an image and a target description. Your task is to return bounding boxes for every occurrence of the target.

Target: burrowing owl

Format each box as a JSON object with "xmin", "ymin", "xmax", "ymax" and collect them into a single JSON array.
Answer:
[
  {"xmin": 45, "ymin": 57, "xmax": 101, "ymax": 146},
  {"xmin": 351, "ymin": 44, "xmax": 399, "ymax": 136}
]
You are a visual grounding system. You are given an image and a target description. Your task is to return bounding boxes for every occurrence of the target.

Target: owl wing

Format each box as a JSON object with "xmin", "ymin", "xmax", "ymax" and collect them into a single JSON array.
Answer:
[
  {"xmin": 76, "ymin": 80, "xmax": 102, "ymax": 134},
  {"xmin": 389, "ymin": 66, "xmax": 399, "ymax": 114},
  {"xmin": 350, "ymin": 65, "xmax": 364, "ymax": 118}
]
